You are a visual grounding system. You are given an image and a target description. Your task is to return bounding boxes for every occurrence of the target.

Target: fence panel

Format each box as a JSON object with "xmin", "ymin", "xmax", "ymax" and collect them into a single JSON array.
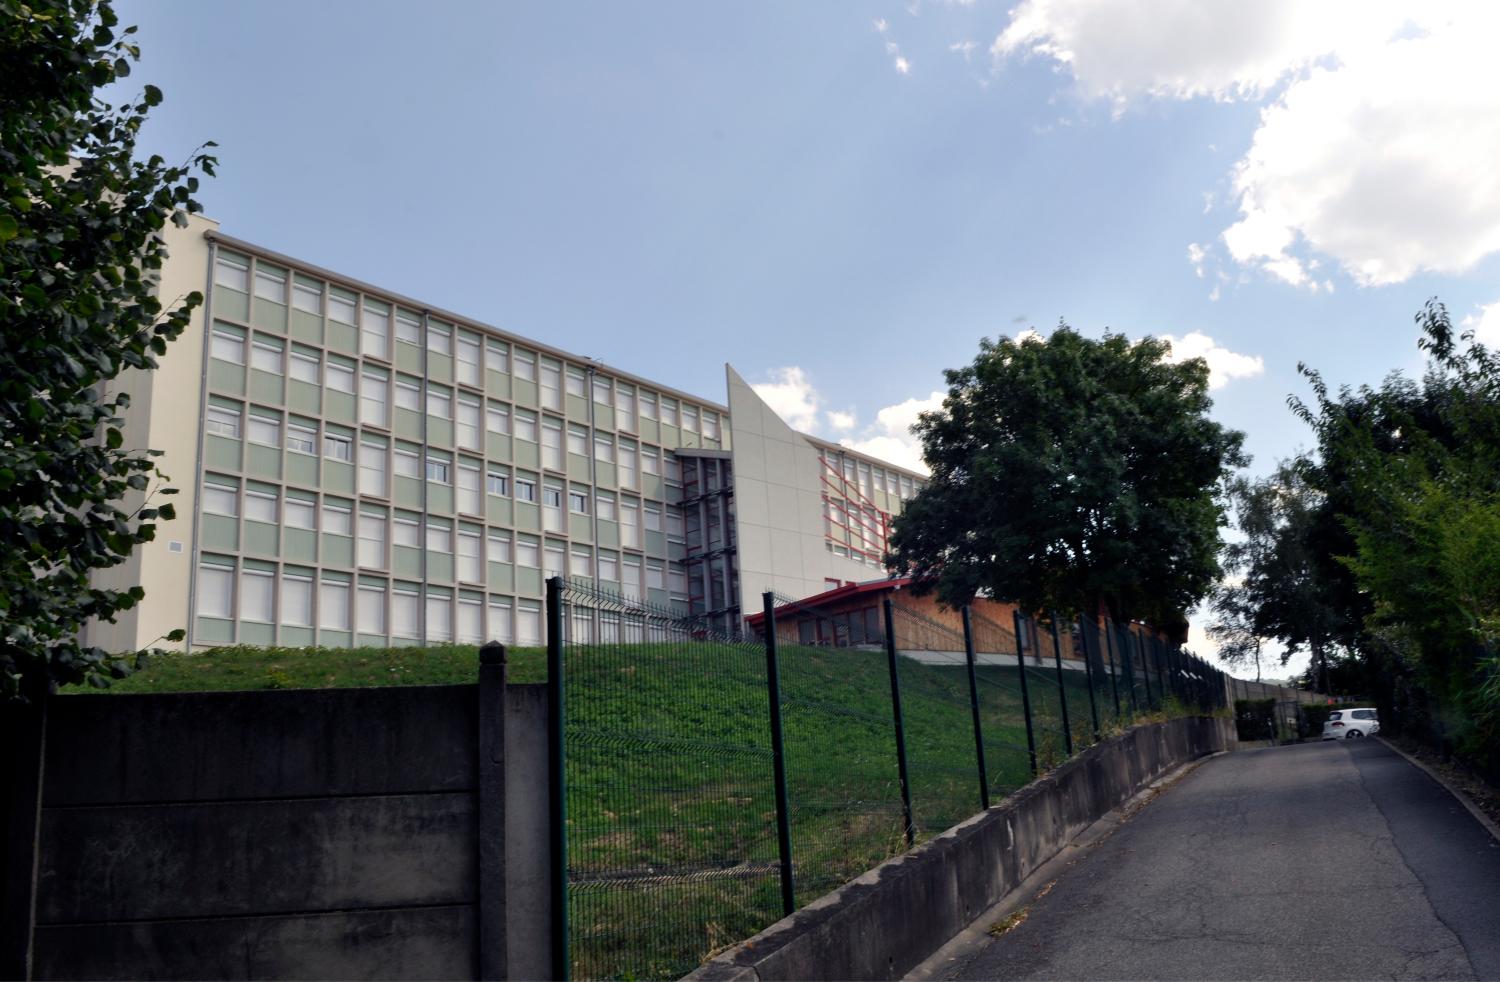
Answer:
[{"xmin": 559, "ymin": 581, "xmax": 781, "ymax": 981}]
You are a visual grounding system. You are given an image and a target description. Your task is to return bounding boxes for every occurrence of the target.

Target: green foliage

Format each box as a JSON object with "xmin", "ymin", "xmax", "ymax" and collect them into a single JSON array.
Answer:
[
  {"xmin": 1233, "ymin": 698, "xmax": 1276, "ymax": 741},
  {"xmin": 0, "ymin": 0, "xmax": 214, "ymax": 698},
  {"xmin": 1299, "ymin": 703, "xmax": 1335, "ymax": 738},
  {"xmin": 888, "ymin": 326, "xmax": 1247, "ymax": 627}
]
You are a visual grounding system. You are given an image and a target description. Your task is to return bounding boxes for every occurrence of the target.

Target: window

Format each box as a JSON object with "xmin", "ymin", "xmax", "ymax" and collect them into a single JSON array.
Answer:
[
  {"xmin": 427, "ymin": 322, "xmax": 453, "ymax": 356},
  {"xmin": 426, "ymin": 593, "xmax": 452, "ymax": 642},
  {"xmin": 426, "ymin": 523, "xmax": 452, "ymax": 553},
  {"xmin": 486, "ymin": 342, "xmax": 509, "ymax": 374},
  {"xmin": 425, "ymin": 456, "xmax": 450, "ymax": 484},
  {"xmin": 214, "ymin": 253, "xmax": 248, "ymax": 291},
  {"xmin": 247, "ymin": 414, "xmax": 279, "ymax": 447},
  {"xmin": 566, "ymin": 425, "xmax": 587, "ymax": 456},
  {"xmin": 197, "ymin": 561, "xmax": 234, "ymax": 618},
  {"xmin": 458, "ymin": 528, "xmax": 483, "ymax": 582},
  {"xmin": 540, "ymin": 363, "xmax": 561, "ymax": 410},
  {"xmin": 486, "ymin": 403, "xmax": 510, "ymax": 435},
  {"xmin": 565, "ymin": 370, "xmax": 586, "ymax": 398},
  {"xmin": 396, "ymin": 311, "xmax": 421, "ymax": 346},
  {"xmin": 542, "ymin": 419, "xmax": 563, "ymax": 470},
  {"xmin": 289, "ymin": 348, "xmax": 319, "ymax": 383},
  {"xmin": 488, "ymin": 529, "xmax": 512, "ymax": 563},
  {"xmin": 251, "ymin": 339, "xmax": 282, "ymax": 374},
  {"xmin": 358, "ymin": 515, "xmax": 387, "ymax": 569},
  {"xmin": 513, "ymin": 348, "xmax": 536, "ymax": 381},
  {"xmin": 281, "ymin": 573, "xmax": 313, "ymax": 627},
  {"xmin": 358, "ymin": 584, "xmax": 386, "ymax": 634},
  {"xmin": 426, "ymin": 386, "xmax": 451, "ymax": 419},
  {"xmin": 361, "ymin": 373, "xmax": 388, "ymax": 427},
  {"xmin": 362, "ymin": 302, "xmax": 390, "ymax": 358},
  {"xmin": 620, "ymin": 498, "xmax": 640, "ymax": 548},
  {"xmin": 544, "ymin": 541, "xmax": 565, "ymax": 579},
  {"xmin": 324, "ymin": 433, "xmax": 352, "ymax": 462},
  {"xmin": 284, "ymin": 497, "xmax": 316, "ymax": 530},
  {"xmin": 244, "ymin": 489, "xmax": 277, "ymax": 523},
  {"xmin": 618, "ymin": 444, "xmax": 637, "ymax": 488},
  {"xmin": 515, "ymin": 536, "xmax": 540, "ymax": 569},
  {"xmin": 254, "ymin": 264, "xmax": 286, "ymax": 303},
  {"xmin": 489, "ymin": 597, "xmax": 513, "ymax": 644},
  {"xmin": 393, "ymin": 513, "xmax": 420, "ymax": 547},
  {"xmin": 645, "ymin": 502, "xmax": 662, "ymax": 532},
  {"xmin": 395, "ymin": 377, "xmax": 421, "ymax": 411},
  {"xmin": 456, "ymin": 397, "xmax": 481, "ymax": 448},
  {"xmin": 681, "ymin": 404, "xmax": 699, "ymax": 434},
  {"xmin": 201, "ymin": 482, "xmax": 237, "ymax": 517},
  {"xmin": 517, "ymin": 602, "xmax": 541, "ymax": 645},
  {"xmin": 320, "ymin": 579, "xmax": 351, "ymax": 630},
  {"xmin": 514, "ymin": 477, "xmax": 536, "ymax": 502},
  {"xmin": 206, "ymin": 405, "xmax": 241, "ymax": 438},
  {"xmin": 211, "ymin": 328, "xmax": 244, "ymax": 365},
  {"xmin": 596, "ymin": 494, "xmax": 616, "ymax": 521},
  {"xmin": 359, "ymin": 440, "xmax": 387, "ymax": 496},
  {"xmin": 669, "ymin": 564, "xmax": 688, "ymax": 597},
  {"xmin": 703, "ymin": 412, "xmax": 720, "ymax": 441},
  {"xmin": 394, "ymin": 446, "xmax": 420, "ymax": 478},
  {"xmin": 326, "ymin": 360, "xmax": 356, "ymax": 394},
  {"xmin": 456, "ymin": 334, "xmax": 481, "ymax": 386},
  {"xmin": 286, "ymin": 422, "xmax": 316, "ymax": 455},
  {"xmin": 661, "ymin": 398, "xmax": 678, "ymax": 426},
  {"xmin": 641, "ymin": 447, "xmax": 659, "ymax": 475},
  {"xmin": 622, "ymin": 554, "xmax": 642, "ymax": 599},
  {"xmin": 568, "ymin": 489, "xmax": 589, "ymax": 514},
  {"xmin": 874, "ymin": 469, "xmax": 887, "ymax": 494},
  {"xmin": 240, "ymin": 568, "xmax": 274, "ymax": 622},
  {"xmin": 664, "ymin": 453, "xmax": 681, "ymax": 484},
  {"xmin": 640, "ymin": 391, "xmax": 658, "ymax": 421},
  {"xmin": 646, "ymin": 560, "xmax": 665, "ymax": 590},
  {"xmin": 598, "ymin": 551, "xmax": 618, "ymax": 582},
  {"xmin": 322, "ymin": 500, "xmax": 353, "ymax": 536},
  {"xmin": 543, "ymin": 486, "xmax": 563, "ymax": 509},
  {"xmin": 457, "ymin": 461, "xmax": 482, "ymax": 514},
  {"xmin": 666, "ymin": 509, "xmax": 685, "ymax": 539},
  {"xmin": 615, "ymin": 385, "xmax": 635, "ymax": 430},
  {"xmin": 487, "ymin": 469, "xmax": 510, "ymax": 496},
  {"xmin": 569, "ymin": 546, "xmax": 591, "ymax": 578},
  {"xmin": 292, "ymin": 277, "xmax": 322, "ymax": 313},
  {"xmin": 392, "ymin": 587, "xmax": 420, "ymax": 638},
  {"xmin": 458, "ymin": 596, "xmax": 483, "ymax": 644},
  {"xmin": 593, "ymin": 433, "xmax": 614, "ymax": 463},
  {"xmin": 328, "ymin": 290, "xmax": 357, "ymax": 325},
  {"xmin": 592, "ymin": 376, "xmax": 611, "ymax": 405},
  {"xmin": 515, "ymin": 410, "xmax": 537, "ymax": 443}
]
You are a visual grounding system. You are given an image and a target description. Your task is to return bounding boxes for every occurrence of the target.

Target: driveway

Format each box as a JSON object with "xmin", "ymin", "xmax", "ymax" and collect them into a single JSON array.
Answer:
[{"xmin": 938, "ymin": 739, "xmax": 1500, "ymax": 981}]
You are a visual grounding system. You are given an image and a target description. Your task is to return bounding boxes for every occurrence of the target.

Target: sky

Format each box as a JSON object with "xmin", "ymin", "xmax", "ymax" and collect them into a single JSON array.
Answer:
[{"xmin": 118, "ymin": 1, "xmax": 1500, "ymax": 678}]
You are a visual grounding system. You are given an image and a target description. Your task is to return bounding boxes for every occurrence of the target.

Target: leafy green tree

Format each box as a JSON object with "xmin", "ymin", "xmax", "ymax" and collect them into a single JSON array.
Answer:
[
  {"xmin": 887, "ymin": 326, "xmax": 1248, "ymax": 631},
  {"xmin": 1, "ymin": 0, "xmax": 214, "ymax": 699}
]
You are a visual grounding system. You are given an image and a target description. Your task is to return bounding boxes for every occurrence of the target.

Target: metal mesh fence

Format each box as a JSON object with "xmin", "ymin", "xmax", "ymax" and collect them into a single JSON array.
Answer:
[{"xmin": 559, "ymin": 579, "xmax": 782, "ymax": 981}]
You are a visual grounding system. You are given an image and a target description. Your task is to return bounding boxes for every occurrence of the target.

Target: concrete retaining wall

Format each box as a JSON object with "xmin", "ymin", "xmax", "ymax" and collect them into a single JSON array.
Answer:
[{"xmin": 688, "ymin": 715, "xmax": 1235, "ymax": 981}]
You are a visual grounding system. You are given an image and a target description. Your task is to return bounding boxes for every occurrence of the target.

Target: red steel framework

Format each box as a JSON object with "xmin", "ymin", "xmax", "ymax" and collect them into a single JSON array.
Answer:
[{"xmin": 818, "ymin": 454, "xmax": 893, "ymax": 563}]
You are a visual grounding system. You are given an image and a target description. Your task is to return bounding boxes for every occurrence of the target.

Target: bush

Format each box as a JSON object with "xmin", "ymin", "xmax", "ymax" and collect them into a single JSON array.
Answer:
[
  {"xmin": 1299, "ymin": 703, "xmax": 1335, "ymax": 738},
  {"xmin": 1234, "ymin": 698, "xmax": 1276, "ymax": 741}
]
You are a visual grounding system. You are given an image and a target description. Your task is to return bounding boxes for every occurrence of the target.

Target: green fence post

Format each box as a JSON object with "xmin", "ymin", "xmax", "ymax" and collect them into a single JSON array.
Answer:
[
  {"xmin": 545, "ymin": 576, "xmax": 569, "ymax": 982},
  {"xmin": 1013, "ymin": 611, "xmax": 1039, "ymax": 775},
  {"xmin": 1049, "ymin": 613, "xmax": 1074, "ymax": 757},
  {"xmin": 1135, "ymin": 626, "xmax": 1154, "ymax": 710},
  {"xmin": 761, "ymin": 592, "xmax": 796, "ymax": 916},
  {"xmin": 1077, "ymin": 615, "xmax": 1101, "ymax": 742},
  {"xmin": 1117, "ymin": 623, "xmax": 1138, "ymax": 715},
  {"xmin": 1103, "ymin": 618, "xmax": 1123, "ymax": 722},
  {"xmin": 882, "ymin": 598, "xmax": 916, "ymax": 847},
  {"xmin": 961, "ymin": 605, "xmax": 991, "ymax": 810}
]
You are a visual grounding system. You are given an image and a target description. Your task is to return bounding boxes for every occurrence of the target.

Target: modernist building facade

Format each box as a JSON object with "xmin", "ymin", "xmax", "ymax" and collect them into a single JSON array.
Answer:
[{"xmin": 89, "ymin": 214, "xmax": 927, "ymax": 653}]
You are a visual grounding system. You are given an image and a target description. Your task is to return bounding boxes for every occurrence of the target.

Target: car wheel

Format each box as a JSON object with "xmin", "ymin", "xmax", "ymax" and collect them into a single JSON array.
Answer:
[{"xmin": 1346, "ymin": 730, "xmax": 1363, "ymax": 739}]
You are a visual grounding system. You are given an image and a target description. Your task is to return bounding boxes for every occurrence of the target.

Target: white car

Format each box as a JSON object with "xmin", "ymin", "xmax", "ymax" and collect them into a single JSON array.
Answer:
[{"xmin": 1322, "ymin": 707, "xmax": 1380, "ymax": 740}]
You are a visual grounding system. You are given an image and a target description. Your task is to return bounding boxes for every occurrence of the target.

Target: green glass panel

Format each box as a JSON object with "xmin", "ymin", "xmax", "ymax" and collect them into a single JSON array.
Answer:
[
  {"xmin": 569, "ymin": 513, "xmax": 591, "ymax": 541},
  {"xmin": 428, "ymin": 353, "xmax": 452, "ymax": 384},
  {"xmin": 513, "ymin": 379, "xmax": 538, "ymax": 407},
  {"xmin": 281, "ymin": 626, "xmax": 314, "ymax": 647},
  {"xmin": 394, "ymin": 476, "xmax": 421, "ymax": 509},
  {"xmin": 357, "ymin": 633, "xmax": 387, "ymax": 648},
  {"xmin": 201, "ymin": 515, "xmax": 238, "ymax": 551},
  {"xmin": 395, "ymin": 409, "xmax": 421, "ymax": 441},
  {"xmin": 325, "ymin": 391, "xmax": 356, "ymax": 423},
  {"xmin": 648, "ymin": 588, "xmax": 669, "ymax": 608},
  {"xmin": 646, "ymin": 530, "xmax": 666, "ymax": 555},
  {"xmin": 240, "ymin": 621, "xmax": 274, "ymax": 646},
  {"xmin": 252, "ymin": 299, "xmax": 287, "ymax": 334},
  {"xmin": 215, "ymin": 289, "xmax": 248, "ymax": 323},
  {"xmin": 290, "ymin": 309, "xmax": 322, "ymax": 344},
  {"xmin": 284, "ymin": 528, "xmax": 317, "ymax": 563},
  {"xmin": 486, "ymin": 433, "xmax": 511, "ymax": 462},
  {"xmin": 327, "ymin": 321, "xmax": 358, "ymax": 353},
  {"xmin": 486, "ymin": 372, "xmax": 511, "ymax": 400},
  {"xmin": 288, "ymin": 380, "xmax": 320, "ymax": 415},
  {"xmin": 486, "ymin": 496, "xmax": 512, "ymax": 526},
  {"xmin": 514, "ymin": 441, "xmax": 539, "ymax": 471},
  {"xmin": 428, "ymin": 484, "xmax": 454, "ymax": 515},
  {"xmin": 639, "ymin": 419, "xmax": 660, "ymax": 444},
  {"xmin": 196, "ymin": 617, "xmax": 234, "ymax": 643},
  {"xmin": 642, "ymin": 474, "xmax": 664, "ymax": 500},
  {"xmin": 596, "ymin": 522, "xmax": 619, "ymax": 549},
  {"xmin": 209, "ymin": 360, "xmax": 244, "ymax": 396},
  {"xmin": 594, "ymin": 405, "xmax": 615, "ymax": 431},
  {"xmin": 246, "ymin": 444, "xmax": 282, "ymax": 481},
  {"xmin": 244, "ymin": 520, "xmax": 279, "ymax": 557},
  {"xmin": 658, "ymin": 425, "xmax": 680, "ymax": 449},
  {"xmin": 249, "ymin": 370, "xmax": 284, "ymax": 406},
  {"xmin": 391, "ymin": 636, "xmax": 420, "ymax": 648},
  {"xmin": 513, "ymin": 501, "xmax": 540, "ymax": 532},
  {"xmin": 428, "ymin": 553, "xmax": 454, "ymax": 583},
  {"xmin": 566, "ymin": 395, "xmax": 587, "ymax": 420},
  {"xmin": 320, "ymin": 629, "xmax": 352, "ymax": 648},
  {"xmin": 322, "ymin": 534, "xmax": 353, "ymax": 568},
  {"xmin": 515, "ymin": 568, "xmax": 542, "ymax": 597},
  {"xmin": 428, "ymin": 418, "xmax": 453, "ymax": 448},
  {"xmin": 286, "ymin": 452, "xmax": 318, "ymax": 488},
  {"xmin": 394, "ymin": 343, "xmax": 419, "ymax": 373},
  {"xmin": 393, "ymin": 547, "xmax": 421, "ymax": 579},
  {"xmin": 681, "ymin": 429, "xmax": 701, "ymax": 450},
  {"xmin": 205, "ymin": 436, "xmax": 241, "ymax": 471},
  {"xmin": 488, "ymin": 564, "xmax": 515, "ymax": 593},
  {"xmin": 595, "ymin": 463, "xmax": 617, "ymax": 488},
  {"xmin": 567, "ymin": 455, "xmax": 589, "ymax": 482},
  {"xmin": 324, "ymin": 461, "xmax": 355, "ymax": 494}
]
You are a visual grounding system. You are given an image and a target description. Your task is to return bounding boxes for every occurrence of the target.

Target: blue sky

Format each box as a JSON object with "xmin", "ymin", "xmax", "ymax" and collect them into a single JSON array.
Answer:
[{"xmin": 120, "ymin": 1, "xmax": 1500, "ymax": 674}]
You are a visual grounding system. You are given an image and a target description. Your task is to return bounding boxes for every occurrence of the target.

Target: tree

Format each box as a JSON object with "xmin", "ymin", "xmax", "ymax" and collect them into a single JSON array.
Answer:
[
  {"xmin": 1, "ymin": 0, "xmax": 214, "ymax": 699},
  {"xmin": 887, "ymin": 326, "xmax": 1248, "ymax": 631}
]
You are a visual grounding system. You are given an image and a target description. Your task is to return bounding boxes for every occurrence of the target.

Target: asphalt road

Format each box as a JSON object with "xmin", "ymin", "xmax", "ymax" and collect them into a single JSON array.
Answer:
[{"xmin": 940, "ymin": 739, "xmax": 1500, "ymax": 981}]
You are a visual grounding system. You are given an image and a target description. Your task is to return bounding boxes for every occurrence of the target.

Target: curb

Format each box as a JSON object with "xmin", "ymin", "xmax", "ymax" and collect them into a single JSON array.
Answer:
[{"xmin": 1377, "ymin": 736, "xmax": 1500, "ymax": 845}]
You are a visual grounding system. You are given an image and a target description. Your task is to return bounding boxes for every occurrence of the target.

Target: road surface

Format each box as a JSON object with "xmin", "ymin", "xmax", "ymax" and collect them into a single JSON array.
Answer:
[{"xmin": 936, "ymin": 739, "xmax": 1500, "ymax": 981}]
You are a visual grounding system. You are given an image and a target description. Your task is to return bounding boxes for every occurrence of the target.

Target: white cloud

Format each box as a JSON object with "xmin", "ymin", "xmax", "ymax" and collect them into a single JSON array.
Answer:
[
  {"xmin": 1158, "ymin": 331, "xmax": 1264, "ymax": 390},
  {"xmin": 894, "ymin": 55, "xmax": 912, "ymax": 75},
  {"xmin": 841, "ymin": 391, "xmax": 946, "ymax": 476},
  {"xmin": 1462, "ymin": 300, "xmax": 1500, "ymax": 347},
  {"xmin": 826, "ymin": 409, "xmax": 858, "ymax": 432},
  {"xmin": 874, "ymin": 17, "xmax": 889, "ymax": 33},
  {"xmin": 751, "ymin": 367, "xmax": 822, "ymax": 432},
  {"xmin": 991, "ymin": 2, "xmax": 1500, "ymax": 289},
  {"xmin": 1187, "ymin": 242, "xmax": 1208, "ymax": 278},
  {"xmin": 950, "ymin": 39, "xmax": 978, "ymax": 60}
]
